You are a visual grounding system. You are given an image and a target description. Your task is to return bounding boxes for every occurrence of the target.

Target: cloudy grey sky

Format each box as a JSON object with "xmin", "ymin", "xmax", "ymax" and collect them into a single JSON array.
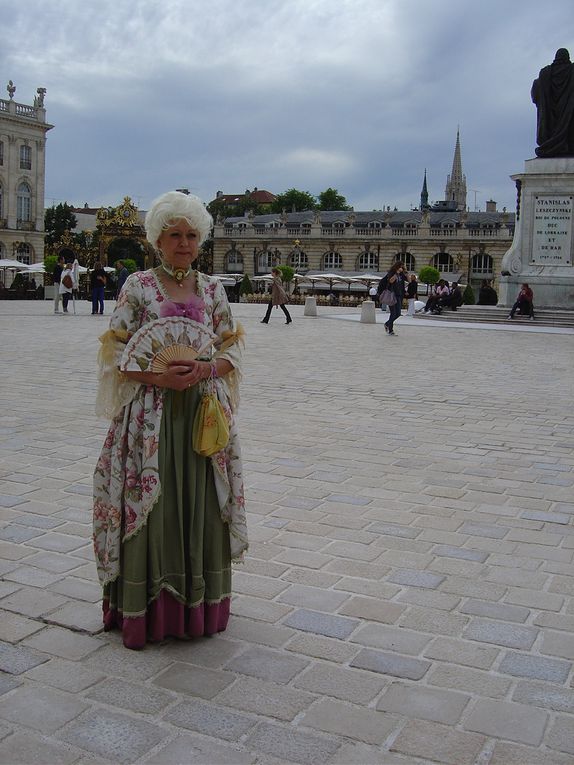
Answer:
[{"xmin": 3, "ymin": 0, "xmax": 572, "ymax": 213}]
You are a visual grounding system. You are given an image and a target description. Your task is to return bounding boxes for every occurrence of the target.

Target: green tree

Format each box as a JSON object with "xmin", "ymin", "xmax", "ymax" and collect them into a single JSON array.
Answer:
[
  {"xmin": 239, "ymin": 274, "xmax": 253, "ymax": 296},
  {"xmin": 463, "ymin": 283, "xmax": 475, "ymax": 305},
  {"xmin": 318, "ymin": 188, "xmax": 351, "ymax": 211},
  {"xmin": 44, "ymin": 203, "xmax": 77, "ymax": 247},
  {"xmin": 122, "ymin": 258, "xmax": 138, "ymax": 274},
  {"xmin": 418, "ymin": 266, "xmax": 440, "ymax": 291},
  {"xmin": 271, "ymin": 189, "xmax": 317, "ymax": 213},
  {"xmin": 44, "ymin": 255, "xmax": 58, "ymax": 275},
  {"xmin": 277, "ymin": 265, "xmax": 295, "ymax": 286}
]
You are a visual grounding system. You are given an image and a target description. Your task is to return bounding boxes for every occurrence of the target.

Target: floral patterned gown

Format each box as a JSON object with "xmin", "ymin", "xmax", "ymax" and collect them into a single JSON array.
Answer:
[{"xmin": 93, "ymin": 269, "xmax": 248, "ymax": 649}]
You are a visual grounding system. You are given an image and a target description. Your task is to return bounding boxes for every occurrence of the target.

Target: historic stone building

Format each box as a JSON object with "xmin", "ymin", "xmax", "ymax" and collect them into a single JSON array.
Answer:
[
  {"xmin": 0, "ymin": 81, "xmax": 52, "ymax": 265},
  {"xmin": 213, "ymin": 133, "xmax": 515, "ymax": 293}
]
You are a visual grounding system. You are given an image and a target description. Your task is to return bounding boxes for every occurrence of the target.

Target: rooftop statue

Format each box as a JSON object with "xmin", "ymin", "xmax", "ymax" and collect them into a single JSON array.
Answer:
[{"xmin": 531, "ymin": 48, "xmax": 574, "ymax": 157}]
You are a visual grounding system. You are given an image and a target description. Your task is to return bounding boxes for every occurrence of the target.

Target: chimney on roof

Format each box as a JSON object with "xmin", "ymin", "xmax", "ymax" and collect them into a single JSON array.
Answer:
[
  {"xmin": 84, "ymin": 203, "xmax": 89, "ymax": 208},
  {"xmin": 216, "ymin": 191, "xmax": 223, "ymax": 198},
  {"xmin": 485, "ymin": 199, "xmax": 497, "ymax": 212}
]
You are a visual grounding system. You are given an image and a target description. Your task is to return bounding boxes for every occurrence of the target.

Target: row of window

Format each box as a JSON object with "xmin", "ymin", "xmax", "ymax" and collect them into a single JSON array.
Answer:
[
  {"xmin": 226, "ymin": 250, "xmax": 495, "ymax": 273},
  {"xmin": 0, "ymin": 181, "xmax": 33, "ymax": 221},
  {"xmin": 0, "ymin": 242, "xmax": 32, "ymax": 261},
  {"xmin": 0, "ymin": 142, "xmax": 32, "ymax": 170}
]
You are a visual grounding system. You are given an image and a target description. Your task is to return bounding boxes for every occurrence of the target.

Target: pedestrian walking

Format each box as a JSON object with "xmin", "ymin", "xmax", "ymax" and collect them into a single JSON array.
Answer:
[
  {"xmin": 260, "ymin": 267, "xmax": 292, "ymax": 324},
  {"xmin": 377, "ymin": 261, "xmax": 406, "ymax": 335},
  {"xmin": 91, "ymin": 261, "xmax": 107, "ymax": 315}
]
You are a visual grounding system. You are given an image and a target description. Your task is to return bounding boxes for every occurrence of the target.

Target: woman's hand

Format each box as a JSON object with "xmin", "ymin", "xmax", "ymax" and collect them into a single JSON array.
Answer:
[{"xmin": 164, "ymin": 360, "xmax": 211, "ymax": 390}]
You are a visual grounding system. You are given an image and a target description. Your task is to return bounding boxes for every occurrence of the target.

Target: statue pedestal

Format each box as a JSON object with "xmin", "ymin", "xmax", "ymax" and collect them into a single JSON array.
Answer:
[{"xmin": 500, "ymin": 158, "xmax": 574, "ymax": 308}]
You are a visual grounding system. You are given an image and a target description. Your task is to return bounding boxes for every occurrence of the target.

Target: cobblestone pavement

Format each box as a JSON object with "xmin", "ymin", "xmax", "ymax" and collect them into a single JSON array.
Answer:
[{"xmin": 0, "ymin": 299, "xmax": 573, "ymax": 765}]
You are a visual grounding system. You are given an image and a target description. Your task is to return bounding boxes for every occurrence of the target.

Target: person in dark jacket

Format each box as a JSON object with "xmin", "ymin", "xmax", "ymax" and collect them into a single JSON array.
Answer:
[
  {"xmin": 53, "ymin": 255, "xmax": 65, "ymax": 314},
  {"xmin": 378, "ymin": 261, "xmax": 406, "ymax": 335},
  {"xmin": 406, "ymin": 273, "xmax": 419, "ymax": 316},
  {"xmin": 477, "ymin": 280, "xmax": 498, "ymax": 305},
  {"xmin": 116, "ymin": 260, "xmax": 129, "ymax": 298},
  {"xmin": 90, "ymin": 261, "xmax": 107, "ymax": 315},
  {"xmin": 508, "ymin": 283, "xmax": 535, "ymax": 320}
]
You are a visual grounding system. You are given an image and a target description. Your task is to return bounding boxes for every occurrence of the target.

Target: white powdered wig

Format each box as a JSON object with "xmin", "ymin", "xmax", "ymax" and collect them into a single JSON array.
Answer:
[{"xmin": 145, "ymin": 191, "xmax": 213, "ymax": 248}]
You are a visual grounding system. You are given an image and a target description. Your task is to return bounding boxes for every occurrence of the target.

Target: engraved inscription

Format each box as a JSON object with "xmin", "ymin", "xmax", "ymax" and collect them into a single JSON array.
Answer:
[{"xmin": 531, "ymin": 195, "xmax": 573, "ymax": 266}]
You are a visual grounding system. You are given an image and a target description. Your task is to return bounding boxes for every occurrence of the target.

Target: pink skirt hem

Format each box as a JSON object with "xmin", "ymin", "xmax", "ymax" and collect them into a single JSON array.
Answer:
[{"xmin": 103, "ymin": 589, "xmax": 231, "ymax": 650}]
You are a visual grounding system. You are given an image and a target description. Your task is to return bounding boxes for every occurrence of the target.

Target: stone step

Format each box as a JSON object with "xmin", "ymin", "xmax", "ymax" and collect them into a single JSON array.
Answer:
[{"xmin": 415, "ymin": 306, "xmax": 574, "ymax": 328}]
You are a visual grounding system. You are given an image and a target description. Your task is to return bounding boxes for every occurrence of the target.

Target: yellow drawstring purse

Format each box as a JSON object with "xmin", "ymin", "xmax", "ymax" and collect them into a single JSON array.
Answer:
[{"xmin": 192, "ymin": 379, "xmax": 230, "ymax": 457}]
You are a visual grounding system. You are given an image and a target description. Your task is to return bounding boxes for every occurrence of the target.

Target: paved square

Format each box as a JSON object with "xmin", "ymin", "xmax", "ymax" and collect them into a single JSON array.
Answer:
[{"xmin": 0, "ymin": 300, "xmax": 573, "ymax": 764}]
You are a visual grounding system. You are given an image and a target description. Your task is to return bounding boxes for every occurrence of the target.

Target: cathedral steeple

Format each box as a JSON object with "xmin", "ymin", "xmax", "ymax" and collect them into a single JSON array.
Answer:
[
  {"xmin": 420, "ymin": 169, "xmax": 429, "ymax": 210},
  {"xmin": 445, "ymin": 128, "xmax": 467, "ymax": 211}
]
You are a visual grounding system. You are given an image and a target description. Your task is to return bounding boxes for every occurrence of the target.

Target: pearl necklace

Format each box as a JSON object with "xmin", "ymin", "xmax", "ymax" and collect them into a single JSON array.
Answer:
[{"xmin": 161, "ymin": 261, "xmax": 192, "ymax": 287}]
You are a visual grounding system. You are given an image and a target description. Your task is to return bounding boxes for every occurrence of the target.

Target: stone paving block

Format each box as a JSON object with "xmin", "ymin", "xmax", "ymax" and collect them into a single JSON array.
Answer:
[
  {"xmin": 153, "ymin": 662, "xmax": 234, "ymax": 698},
  {"xmin": 233, "ymin": 572, "xmax": 290, "ymax": 600},
  {"xmin": 390, "ymin": 719, "xmax": 486, "ymax": 765},
  {"xmin": 325, "ymin": 558, "xmax": 391, "ymax": 580},
  {"xmin": 293, "ymin": 662, "xmax": 386, "ymax": 704},
  {"xmin": 366, "ymin": 521, "xmax": 420, "ymax": 539},
  {"xmin": 485, "ymin": 566, "xmax": 550, "ymax": 589},
  {"xmin": 399, "ymin": 606, "xmax": 468, "ymax": 637},
  {"xmin": 440, "ymin": 577, "xmax": 507, "ymax": 600},
  {"xmin": 333, "ymin": 577, "xmax": 399, "ymax": 600},
  {"xmin": 23, "ymin": 625, "xmax": 103, "ymax": 660},
  {"xmin": 424, "ymin": 636, "xmax": 499, "ymax": 669},
  {"xmin": 513, "ymin": 680, "xmax": 574, "ymax": 714},
  {"xmin": 277, "ymin": 584, "xmax": 350, "ymax": 612},
  {"xmin": 504, "ymin": 586, "xmax": 564, "ymax": 612},
  {"xmin": 58, "ymin": 708, "xmax": 168, "ymax": 763},
  {"xmin": 387, "ymin": 568, "xmax": 445, "ymax": 589},
  {"xmin": 285, "ymin": 632, "xmax": 359, "ymax": 663},
  {"xmin": 224, "ymin": 645, "xmax": 309, "ymax": 684},
  {"xmin": 549, "ymin": 575, "xmax": 574, "ymax": 596},
  {"xmin": 159, "ymin": 635, "xmax": 243, "ymax": 668},
  {"xmin": 3, "ymin": 563, "xmax": 66, "ymax": 588},
  {"xmin": 164, "ymin": 697, "xmax": 256, "ymax": 740},
  {"xmin": 428, "ymin": 663, "xmax": 511, "ymax": 698},
  {"xmin": 464, "ymin": 618, "xmax": 538, "ymax": 649},
  {"xmin": 0, "ymin": 639, "xmax": 48, "ymax": 674},
  {"xmin": 25, "ymin": 657, "xmax": 105, "ymax": 692},
  {"xmin": 547, "ymin": 714, "xmax": 574, "ymax": 756},
  {"xmin": 338, "ymin": 595, "xmax": 406, "ymax": 624},
  {"xmin": 0, "ymin": 611, "xmax": 45, "ymax": 643},
  {"xmin": 459, "ymin": 599, "xmax": 530, "ymax": 623},
  {"xmin": 231, "ymin": 594, "xmax": 293, "ymax": 623},
  {"xmin": 26, "ymin": 531, "xmax": 86, "ymax": 553},
  {"xmin": 489, "ymin": 741, "xmax": 574, "ymax": 765},
  {"xmin": 463, "ymin": 698, "xmax": 548, "ymax": 746},
  {"xmin": 330, "ymin": 742, "xmax": 405, "ymax": 764},
  {"xmin": 350, "ymin": 648, "xmax": 430, "ymax": 680},
  {"xmin": 350, "ymin": 623, "xmax": 432, "ymax": 655},
  {"xmin": 48, "ymin": 577, "xmax": 102, "ymax": 602},
  {"xmin": 147, "ymin": 735, "xmax": 256, "ymax": 765},
  {"xmin": 429, "ymin": 556, "xmax": 485, "ymax": 578},
  {"xmin": 499, "ymin": 650, "xmax": 572, "ymax": 683},
  {"xmin": 396, "ymin": 588, "xmax": 462, "ymax": 611},
  {"xmin": 459, "ymin": 521, "xmax": 508, "ymax": 539},
  {"xmin": 540, "ymin": 630, "xmax": 574, "ymax": 660},
  {"xmin": 241, "ymin": 557, "xmax": 290, "ymax": 578},
  {"xmin": 283, "ymin": 608, "xmax": 359, "ymax": 639},
  {"xmin": 244, "ymin": 720, "xmax": 341, "ymax": 765},
  {"xmin": 0, "ymin": 731, "xmax": 78, "ymax": 765},
  {"xmin": 217, "ymin": 675, "xmax": 316, "ymax": 721},
  {"xmin": 85, "ymin": 643, "xmax": 173, "ymax": 681},
  {"xmin": 376, "ymin": 682, "xmax": 470, "ymax": 724},
  {"xmin": 275, "ymin": 547, "xmax": 334, "ymax": 570},
  {"xmin": 19, "ymin": 550, "xmax": 84, "ymax": 573},
  {"xmin": 322, "ymin": 540, "xmax": 382, "ymax": 562},
  {"xmin": 282, "ymin": 568, "xmax": 342, "ymax": 588},
  {"xmin": 301, "ymin": 698, "xmax": 399, "ymax": 745},
  {"xmin": 86, "ymin": 677, "xmax": 173, "ymax": 714},
  {"xmin": 224, "ymin": 615, "xmax": 294, "ymax": 648},
  {"xmin": 0, "ymin": 672, "xmax": 20, "ymax": 696},
  {"xmin": 0, "ymin": 524, "xmax": 45, "ymax": 543},
  {"xmin": 0, "ymin": 586, "xmax": 67, "ymax": 618},
  {"xmin": 0, "ymin": 684, "xmax": 87, "ymax": 734}
]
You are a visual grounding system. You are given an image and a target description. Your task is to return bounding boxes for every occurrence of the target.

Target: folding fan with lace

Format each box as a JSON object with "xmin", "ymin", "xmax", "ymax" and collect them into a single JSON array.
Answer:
[{"xmin": 120, "ymin": 317, "xmax": 217, "ymax": 373}]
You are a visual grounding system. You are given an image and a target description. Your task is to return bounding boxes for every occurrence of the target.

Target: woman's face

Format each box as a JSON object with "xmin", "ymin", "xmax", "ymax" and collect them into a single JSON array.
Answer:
[{"xmin": 157, "ymin": 219, "xmax": 199, "ymax": 269}]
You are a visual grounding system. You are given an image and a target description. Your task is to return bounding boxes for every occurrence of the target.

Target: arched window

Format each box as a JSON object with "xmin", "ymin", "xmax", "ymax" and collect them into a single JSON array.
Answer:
[
  {"xmin": 257, "ymin": 250, "xmax": 277, "ymax": 272},
  {"xmin": 16, "ymin": 243, "xmax": 31, "ymax": 264},
  {"xmin": 322, "ymin": 251, "xmax": 342, "ymax": 270},
  {"xmin": 358, "ymin": 250, "xmax": 378, "ymax": 270},
  {"xmin": 17, "ymin": 182, "xmax": 32, "ymax": 223},
  {"xmin": 471, "ymin": 253, "xmax": 493, "ymax": 274},
  {"xmin": 19, "ymin": 144, "xmax": 32, "ymax": 171},
  {"xmin": 225, "ymin": 247, "xmax": 243, "ymax": 272},
  {"xmin": 289, "ymin": 250, "xmax": 308, "ymax": 270},
  {"xmin": 433, "ymin": 252, "xmax": 454, "ymax": 272},
  {"xmin": 395, "ymin": 253, "xmax": 415, "ymax": 271}
]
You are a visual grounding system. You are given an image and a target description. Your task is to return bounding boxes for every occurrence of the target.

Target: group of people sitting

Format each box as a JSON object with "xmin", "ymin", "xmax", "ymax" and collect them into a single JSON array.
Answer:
[{"xmin": 423, "ymin": 280, "xmax": 464, "ymax": 315}]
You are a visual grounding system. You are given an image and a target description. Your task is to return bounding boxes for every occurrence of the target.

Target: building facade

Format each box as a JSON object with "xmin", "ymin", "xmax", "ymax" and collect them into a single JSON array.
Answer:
[
  {"xmin": 213, "ymin": 133, "xmax": 515, "ymax": 293},
  {"xmin": 0, "ymin": 81, "xmax": 53, "ymax": 265}
]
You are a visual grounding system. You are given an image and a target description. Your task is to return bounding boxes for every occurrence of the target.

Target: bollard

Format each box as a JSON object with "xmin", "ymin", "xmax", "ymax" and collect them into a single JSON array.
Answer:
[
  {"xmin": 360, "ymin": 300, "xmax": 376, "ymax": 323},
  {"xmin": 304, "ymin": 296, "xmax": 317, "ymax": 317}
]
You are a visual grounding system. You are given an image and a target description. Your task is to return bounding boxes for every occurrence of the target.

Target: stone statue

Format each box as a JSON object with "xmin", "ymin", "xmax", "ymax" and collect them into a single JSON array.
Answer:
[{"xmin": 531, "ymin": 48, "xmax": 574, "ymax": 157}]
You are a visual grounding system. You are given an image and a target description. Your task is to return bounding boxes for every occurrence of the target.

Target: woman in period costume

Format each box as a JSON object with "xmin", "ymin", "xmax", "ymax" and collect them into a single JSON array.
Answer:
[
  {"xmin": 260, "ymin": 267, "xmax": 292, "ymax": 324},
  {"xmin": 93, "ymin": 191, "xmax": 248, "ymax": 650}
]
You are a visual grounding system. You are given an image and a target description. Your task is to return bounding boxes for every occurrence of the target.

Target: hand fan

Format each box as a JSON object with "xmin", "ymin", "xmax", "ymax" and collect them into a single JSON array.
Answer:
[{"xmin": 120, "ymin": 317, "xmax": 217, "ymax": 373}]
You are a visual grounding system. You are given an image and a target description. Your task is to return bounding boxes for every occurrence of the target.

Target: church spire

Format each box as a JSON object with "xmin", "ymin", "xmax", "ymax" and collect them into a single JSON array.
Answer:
[
  {"xmin": 445, "ymin": 128, "xmax": 467, "ymax": 211},
  {"xmin": 420, "ymin": 168, "xmax": 429, "ymax": 209}
]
